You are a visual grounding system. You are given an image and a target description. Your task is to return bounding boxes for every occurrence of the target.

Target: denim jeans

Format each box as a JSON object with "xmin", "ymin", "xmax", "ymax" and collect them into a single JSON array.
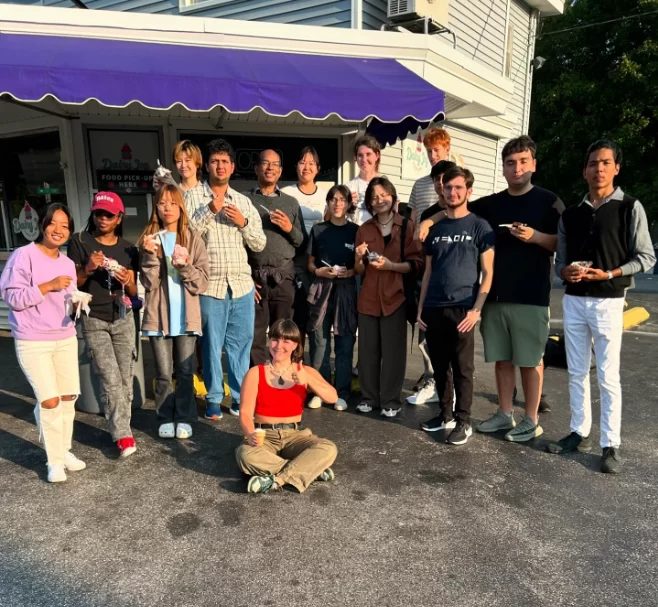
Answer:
[
  {"xmin": 309, "ymin": 304, "xmax": 355, "ymax": 401},
  {"xmin": 150, "ymin": 335, "xmax": 197, "ymax": 424},
  {"xmin": 81, "ymin": 315, "xmax": 135, "ymax": 441},
  {"xmin": 200, "ymin": 288, "xmax": 255, "ymax": 406}
]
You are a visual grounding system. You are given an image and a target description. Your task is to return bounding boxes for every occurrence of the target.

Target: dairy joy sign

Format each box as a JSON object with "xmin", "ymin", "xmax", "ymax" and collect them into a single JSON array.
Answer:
[
  {"xmin": 13, "ymin": 202, "xmax": 39, "ymax": 242},
  {"xmin": 401, "ymin": 130, "xmax": 431, "ymax": 181}
]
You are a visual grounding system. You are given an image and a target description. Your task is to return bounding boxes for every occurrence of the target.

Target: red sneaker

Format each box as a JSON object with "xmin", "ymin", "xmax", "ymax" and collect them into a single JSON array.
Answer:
[{"xmin": 117, "ymin": 437, "xmax": 137, "ymax": 458}]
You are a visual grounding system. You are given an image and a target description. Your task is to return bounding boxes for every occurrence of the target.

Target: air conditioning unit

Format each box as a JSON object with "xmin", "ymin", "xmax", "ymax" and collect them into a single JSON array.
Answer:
[{"xmin": 388, "ymin": 0, "xmax": 449, "ymax": 25}]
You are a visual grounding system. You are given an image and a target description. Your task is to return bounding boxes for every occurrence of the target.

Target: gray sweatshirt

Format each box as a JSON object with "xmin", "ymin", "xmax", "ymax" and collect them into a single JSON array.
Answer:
[
  {"xmin": 245, "ymin": 188, "xmax": 307, "ymax": 269},
  {"xmin": 555, "ymin": 187, "xmax": 656, "ymax": 280}
]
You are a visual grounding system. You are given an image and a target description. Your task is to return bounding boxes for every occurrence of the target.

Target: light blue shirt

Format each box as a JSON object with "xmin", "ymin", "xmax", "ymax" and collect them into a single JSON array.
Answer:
[{"xmin": 143, "ymin": 232, "xmax": 197, "ymax": 337}]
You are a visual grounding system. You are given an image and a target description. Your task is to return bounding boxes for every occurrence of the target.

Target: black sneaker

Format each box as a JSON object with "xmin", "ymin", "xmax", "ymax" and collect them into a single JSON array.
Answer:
[
  {"xmin": 538, "ymin": 394, "xmax": 551, "ymax": 413},
  {"xmin": 446, "ymin": 421, "xmax": 472, "ymax": 445},
  {"xmin": 412, "ymin": 373, "xmax": 426, "ymax": 392},
  {"xmin": 601, "ymin": 447, "xmax": 622, "ymax": 474},
  {"xmin": 421, "ymin": 415, "xmax": 457, "ymax": 432},
  {"xmin": 546, "ymin": 432, "xmax": 591, "ymax": 454}
]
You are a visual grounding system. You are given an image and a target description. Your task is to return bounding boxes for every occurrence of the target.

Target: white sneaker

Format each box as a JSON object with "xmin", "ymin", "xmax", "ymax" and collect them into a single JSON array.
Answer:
[
  {"xmin": 64, "ymin": 451, "xmax": 86, "ymax": 472},
  {"xmin": 307, "ymin": 396, "xmax": 323, "ymax": 409},
  {"xmin": 406, "ymin": 380, "xmax": 439, "ymax": 405},
  {"xmin": 381, "ymin": 408, "xmax": 402, "ymax": 418},
  {"xmin": 334, "ymin": 398, "xmax": 348, "ymax": 411},
  {"xmin": 47, "ymin": 464, "xmax": 67, "ymax": 483},
  {"xmin": 356, "ymin": 402, "xmax": 372, "ymax": 413},
  {"xmin": 176, "ymin": 423, "xmax": 193, "ymax": 439},
  {"xmin": 159, "ymin": 423, "xmax": 175, "ymax": 438}
]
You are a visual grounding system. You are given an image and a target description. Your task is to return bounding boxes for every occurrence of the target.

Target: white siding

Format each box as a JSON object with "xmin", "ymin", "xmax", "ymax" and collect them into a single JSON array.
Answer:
[
  {"xmin": 448, "ymin": 0, "xmax": 508, "ymax": 73},
  {"xmin": 379, "ymin": 124, "xmax": 499, "ymax": 204},
  {"xmin": 508, "ymin": 0, "xmax": 532, "ymax": 136}
]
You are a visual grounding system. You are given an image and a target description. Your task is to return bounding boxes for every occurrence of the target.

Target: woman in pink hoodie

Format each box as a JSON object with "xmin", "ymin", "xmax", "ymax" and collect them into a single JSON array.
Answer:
[{"xmin": 0, "ymin": 204, "xmax": 86, "ymax": 483}]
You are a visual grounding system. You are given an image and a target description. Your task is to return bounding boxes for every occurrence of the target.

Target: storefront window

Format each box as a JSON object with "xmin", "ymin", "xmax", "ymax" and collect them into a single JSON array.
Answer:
[{"xmin": 0, "ymin": 131, "xmax": 67, "ymax": 250}]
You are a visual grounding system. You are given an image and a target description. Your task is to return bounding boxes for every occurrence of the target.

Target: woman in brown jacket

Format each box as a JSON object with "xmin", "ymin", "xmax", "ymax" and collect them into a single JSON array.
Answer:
[
  {"xmin": 139, "ymin": 184, "xmax": 209, "ymax": 439},
  {"xmin": 354, "ymin": 177, "xmax": 424, "ymax": 418}
]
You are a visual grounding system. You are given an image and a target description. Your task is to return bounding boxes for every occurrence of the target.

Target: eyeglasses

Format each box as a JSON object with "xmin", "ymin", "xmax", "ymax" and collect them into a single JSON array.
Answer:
[
  {"xmin": 261, "ymin": 161, "xmax": 282, "ymax": 168},
  {"xmin": 93, "ymin": 210, "xmax": 116, "ymax": 219},
  {"xmin": 156, "ymin": 202, "xmax": 178, "ymax": 209},
  {"xmin": 329, "ymin": 197, "xmax": 347, "ymax": 204},
  {"xmin": 298, "ymin": 161, "xmax": 317, "ymax": 167}
]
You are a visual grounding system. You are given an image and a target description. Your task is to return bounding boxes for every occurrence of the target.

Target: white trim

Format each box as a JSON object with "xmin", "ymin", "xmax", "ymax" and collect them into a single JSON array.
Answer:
[
  {"xmin": 523, "ymin": 0, "xmax": 564, "ymax": 16},
  {"xmin": 502, "ymin": 0, "xmax": 512, "ymax": 77},
  {"xmin": 0, "ymin": 5, "xmax": 514, "ymax": 122},
  {"xmin": 0, "ymin": 91, "xmax": 444, "ymax": 126},
  {"xmin": 451, "ymin": 115, "xmax": 518, "ymax": 139}
]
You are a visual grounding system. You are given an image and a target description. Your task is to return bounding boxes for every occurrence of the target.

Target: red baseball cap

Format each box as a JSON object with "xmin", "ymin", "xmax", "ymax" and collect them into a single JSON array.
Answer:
[{"xmin": 91, "ymin": 192, "xmax": 124, "ymax": 215}]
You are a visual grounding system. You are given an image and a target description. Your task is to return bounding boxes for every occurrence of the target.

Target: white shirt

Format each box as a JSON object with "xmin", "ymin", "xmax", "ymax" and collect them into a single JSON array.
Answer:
[
  {"xmin": 280, "ymin": 184, "xmax": 327, "ymax": 234},
  {"xmin": 344, "ymin": 176, "xmax": 376, "ymax": 226}
]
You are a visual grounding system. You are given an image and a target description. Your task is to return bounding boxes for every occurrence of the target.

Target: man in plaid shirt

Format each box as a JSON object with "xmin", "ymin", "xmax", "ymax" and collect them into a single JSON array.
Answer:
[{"xmin": 190, "ymin": 139, "xmax": 266, "ymax": 420}]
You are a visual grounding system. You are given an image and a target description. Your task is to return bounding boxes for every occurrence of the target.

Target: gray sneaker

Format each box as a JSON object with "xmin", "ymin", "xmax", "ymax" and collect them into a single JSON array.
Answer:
[
  {"xmin": 505, "ymin": 415, "xmax": 543, "ymax": 442},
  {"xmin": 477, "ymin": 409, "xmax": 515, "ymax": 433}
]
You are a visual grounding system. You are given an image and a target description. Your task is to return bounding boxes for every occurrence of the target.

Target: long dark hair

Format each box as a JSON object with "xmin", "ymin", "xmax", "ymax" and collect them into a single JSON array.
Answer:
[
  {"xmin": 36, "ymin": 203, "xmax": 75, "ymax": 244},
  {"xmin": 269, "ymin": 319, "xmax": 304, "ymax": 363}
]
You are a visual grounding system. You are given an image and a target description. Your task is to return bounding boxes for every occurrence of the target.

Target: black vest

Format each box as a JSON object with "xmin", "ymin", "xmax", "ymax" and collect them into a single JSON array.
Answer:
[{"xmin": 562, "ymin": 193, "xmax": 635, "ymax": 298}]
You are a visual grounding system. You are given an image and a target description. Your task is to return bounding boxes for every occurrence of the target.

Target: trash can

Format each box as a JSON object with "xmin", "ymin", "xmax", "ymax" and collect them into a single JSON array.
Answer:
[{"xmin": 76, "ymin": 311, "xmax": 145, "ymax": 414}]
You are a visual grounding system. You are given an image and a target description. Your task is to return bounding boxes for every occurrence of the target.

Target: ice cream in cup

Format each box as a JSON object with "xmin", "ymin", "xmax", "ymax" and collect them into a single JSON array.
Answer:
[{"xmin": 253, "ymin": 429, "xmax": 266, "ymax": 446}]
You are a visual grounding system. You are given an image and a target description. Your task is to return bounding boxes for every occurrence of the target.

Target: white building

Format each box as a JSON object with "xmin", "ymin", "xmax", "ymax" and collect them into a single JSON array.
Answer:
[{"xmin": 0, "ymin": 1, "xmax": 564, "ymax": 328}]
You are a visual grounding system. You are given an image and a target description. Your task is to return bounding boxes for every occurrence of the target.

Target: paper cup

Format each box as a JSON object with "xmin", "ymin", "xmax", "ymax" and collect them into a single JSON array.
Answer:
[{"xmin": 253, "ymin": 429, "xmax": 266, "ymax": 446}]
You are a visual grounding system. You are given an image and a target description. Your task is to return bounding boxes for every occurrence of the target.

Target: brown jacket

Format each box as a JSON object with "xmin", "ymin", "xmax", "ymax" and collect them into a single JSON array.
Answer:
[
  {"xmin": 356, "ymin": 214, "xmax": 424, "ymax": 317},
  {"xmin": 140, "ymin": 229, "xmax": 209, "ymax": 335}
]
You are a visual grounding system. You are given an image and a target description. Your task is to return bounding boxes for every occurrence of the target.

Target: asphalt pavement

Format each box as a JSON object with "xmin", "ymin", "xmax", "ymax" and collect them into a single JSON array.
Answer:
[{"xmin": 1, "ymin": 286, "xmax": 657, "ymax": 607}]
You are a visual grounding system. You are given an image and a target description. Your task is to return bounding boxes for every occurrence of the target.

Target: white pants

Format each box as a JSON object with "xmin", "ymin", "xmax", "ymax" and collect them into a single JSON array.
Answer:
[{"xmin": 563, "ymin": 295, "xmax": 625, "ymax": 448}]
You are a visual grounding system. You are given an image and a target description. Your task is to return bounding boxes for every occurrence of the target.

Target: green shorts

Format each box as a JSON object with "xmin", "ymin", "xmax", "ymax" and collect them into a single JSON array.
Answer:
[{"xmin": 480, "ymin": 302, "xmax": 549, "ymax": 368}]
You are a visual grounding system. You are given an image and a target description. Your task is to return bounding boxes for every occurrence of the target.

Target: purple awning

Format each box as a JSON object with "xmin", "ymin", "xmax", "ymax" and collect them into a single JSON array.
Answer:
[{"xmin": 0, "ymin": 33, "xmax": 445, "ymax": 126}]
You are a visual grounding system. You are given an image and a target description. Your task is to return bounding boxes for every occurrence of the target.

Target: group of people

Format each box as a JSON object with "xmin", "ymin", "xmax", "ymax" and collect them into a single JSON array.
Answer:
[{"xmin": 0, "ymin": 127, "xmax": 652, "ymax": 490}]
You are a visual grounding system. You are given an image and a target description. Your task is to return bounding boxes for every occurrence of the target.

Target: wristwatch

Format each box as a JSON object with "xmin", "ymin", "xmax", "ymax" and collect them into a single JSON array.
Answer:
[
  {"xmin": 242, "ymin": 218, "xmax": 249, "ymax": 228},
  {"xmin": 607, "ymin": 271, "xmax": 614, "ymax": 280}
]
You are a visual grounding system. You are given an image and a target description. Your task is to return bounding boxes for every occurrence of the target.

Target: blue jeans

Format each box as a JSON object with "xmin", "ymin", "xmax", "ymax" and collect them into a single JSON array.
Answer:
[
  {"xmin": 200, "ymin": 288, "xmax": 255, "ymax": 406},
  {"xmin": 309, "ymin": 305, "xmax": 355, "ymax": 401}
]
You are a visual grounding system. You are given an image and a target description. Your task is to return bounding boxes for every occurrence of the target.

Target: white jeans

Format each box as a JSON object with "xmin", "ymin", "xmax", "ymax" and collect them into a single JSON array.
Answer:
[{"xmin": 562, "ymin": 295, "xmax": 625, "ymax": 448}]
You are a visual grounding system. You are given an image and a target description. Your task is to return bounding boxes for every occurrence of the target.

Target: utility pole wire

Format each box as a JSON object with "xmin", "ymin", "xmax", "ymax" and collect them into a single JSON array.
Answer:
[{"xmin": 537, "ymin": 8, "xmax": 658, "ymax": 39}]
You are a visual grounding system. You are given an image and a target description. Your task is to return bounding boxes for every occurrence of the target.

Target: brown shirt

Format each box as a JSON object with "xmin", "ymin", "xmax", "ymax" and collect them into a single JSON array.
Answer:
[{"xmin": 356, "ymin": 214, "xmax": 424, "ymax": 317}]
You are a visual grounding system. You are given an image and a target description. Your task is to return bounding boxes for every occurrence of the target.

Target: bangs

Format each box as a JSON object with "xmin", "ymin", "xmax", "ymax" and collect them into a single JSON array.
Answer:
[{"xmin": 269, "ymin": 319, "xmax": 301, "ymax": 344}]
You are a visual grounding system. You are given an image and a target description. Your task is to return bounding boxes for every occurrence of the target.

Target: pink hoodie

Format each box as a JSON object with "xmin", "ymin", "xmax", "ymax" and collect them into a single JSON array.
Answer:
[{"xmin": 0, "ymin": 243, "xmax": 77, "ymax": 341}]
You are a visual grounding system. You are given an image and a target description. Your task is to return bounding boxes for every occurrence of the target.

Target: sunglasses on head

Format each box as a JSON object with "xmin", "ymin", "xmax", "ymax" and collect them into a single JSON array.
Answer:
[{"xmin": 93, "ymin": 210, "xmax": 117, "ymax": 220}]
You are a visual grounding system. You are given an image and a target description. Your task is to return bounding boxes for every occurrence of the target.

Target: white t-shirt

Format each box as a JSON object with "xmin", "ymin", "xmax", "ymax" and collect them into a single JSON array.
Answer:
[
  {"xmin": 344, "ymin": 176, "xmax": 378, "ymax": 225},
  {"xmin": 281, "ymin": 184, "xmax": 327, "ymax": 235}
]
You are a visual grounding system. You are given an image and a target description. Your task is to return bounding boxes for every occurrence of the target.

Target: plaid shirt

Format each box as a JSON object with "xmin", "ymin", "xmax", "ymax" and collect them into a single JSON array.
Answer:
[
  {"xmin": 183, "ymin": 182, "xmax": 209, "ymax": 218},
  {"xmin": 189, "ymin": 182, "xmax": 266, "ymax": 299}
]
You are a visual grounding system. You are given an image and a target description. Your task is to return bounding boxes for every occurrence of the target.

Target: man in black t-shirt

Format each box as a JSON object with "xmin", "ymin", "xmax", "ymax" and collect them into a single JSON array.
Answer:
[{"xmin": 419, "ymin": 136, "xmax": 564, "ymax": 443}]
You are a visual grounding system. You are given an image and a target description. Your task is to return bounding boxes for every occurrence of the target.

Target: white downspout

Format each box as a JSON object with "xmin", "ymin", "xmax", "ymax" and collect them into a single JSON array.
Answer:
[
  {"xmin": 523, "ymin": 9, "xmax": 540, "ymax": 134},
  {"xmin": 351, "ymin": 0, "xmax": 363, "ymax": 29}
]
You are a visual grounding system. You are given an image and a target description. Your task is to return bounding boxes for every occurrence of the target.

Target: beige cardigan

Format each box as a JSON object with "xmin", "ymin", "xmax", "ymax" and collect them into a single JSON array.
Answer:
[{"xmin": 139, "ymin": 229, "xmax": 209, "ymax": 335}]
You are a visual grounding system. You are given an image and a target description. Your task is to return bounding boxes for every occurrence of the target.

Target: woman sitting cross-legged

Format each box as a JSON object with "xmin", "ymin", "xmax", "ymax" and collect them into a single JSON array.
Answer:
[{"xmin": 236, "ymin": 319, "xmax": 339, "ymax": 494}]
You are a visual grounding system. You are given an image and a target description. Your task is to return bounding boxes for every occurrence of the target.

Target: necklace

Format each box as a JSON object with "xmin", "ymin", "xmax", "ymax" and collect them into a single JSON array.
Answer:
[
  {"xmin": 269, "ymin": 362, "xmax": 293, "ymax": 386},
  {"xmin": 376, "ymin": 214, "xmax": 394, "ymax": 227}
]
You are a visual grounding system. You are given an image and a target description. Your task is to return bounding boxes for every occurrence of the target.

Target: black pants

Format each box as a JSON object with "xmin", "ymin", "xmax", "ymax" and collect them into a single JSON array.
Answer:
[
  {"xmin": 358, "ymin": 304, "xmax": 407, "ymax": 410},
  {"xmin": 423, "ymin": 307, "xmax": 474, "ymax": 423},
  {"xmin": 150, "ymin": 335, "xmax": 197, "ymax": 424},
  {"xmin": 250, "ymin": 277, "xmax": 295, "ymax": 366}
]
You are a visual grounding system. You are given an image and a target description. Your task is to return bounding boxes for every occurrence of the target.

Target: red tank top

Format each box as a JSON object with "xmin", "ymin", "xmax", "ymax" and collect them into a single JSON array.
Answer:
[{"xmin": 255, "ymin": 364, "xmax": 308, "ymax": 418}]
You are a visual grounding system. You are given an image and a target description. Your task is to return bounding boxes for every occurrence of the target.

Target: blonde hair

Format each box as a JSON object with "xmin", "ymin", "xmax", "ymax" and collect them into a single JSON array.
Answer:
[
  {"xmin": 139, "ymin": 184, "xmax": 189, "ymax": 252},
  {"xmin": 173, "ymin": 140, "xmax": 203, "ymax": 179}
]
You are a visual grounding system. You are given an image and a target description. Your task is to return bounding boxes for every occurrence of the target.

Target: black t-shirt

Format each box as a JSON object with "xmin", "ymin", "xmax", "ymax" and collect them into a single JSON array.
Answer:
[
  {"xmin": 423, "ymin": 214, "xmax": 495, "ymax": 308},
  {"xmin": 468, "ymin": 186, "xmax": 561, "ymax": 307},
  {"xmin": 308, "ymin": 221, "xmax": 359, "ymax": 269},
  {"xmin": 420, "ymin": 202, "xmax": 441, "ymax": 223},
  {"xmin": 68, "ymin": 232, "xmax": 139, "ymax": 322}
]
